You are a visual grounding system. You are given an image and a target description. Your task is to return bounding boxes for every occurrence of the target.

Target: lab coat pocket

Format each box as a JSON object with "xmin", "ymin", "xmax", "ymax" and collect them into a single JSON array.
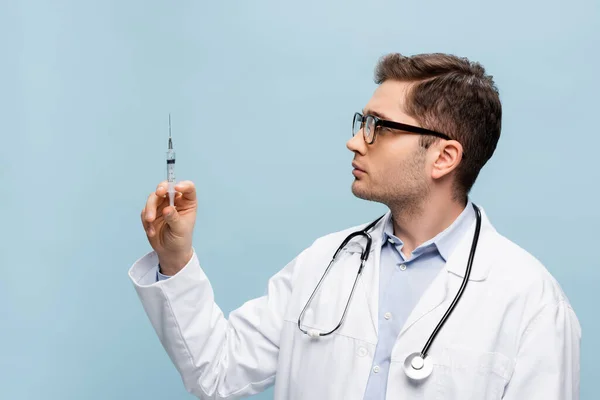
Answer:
[{"xmin": 434, "ymin": 346, "xmax": 513, "ymax": 400}]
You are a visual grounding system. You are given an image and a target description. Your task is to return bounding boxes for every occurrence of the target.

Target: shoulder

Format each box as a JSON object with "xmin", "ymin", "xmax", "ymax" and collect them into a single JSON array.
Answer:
[
  {"xmin": 308, "ymin": 217, "xmax": 380, "ymax": 252},
  {"xmin": 276, "ymin": 217, "xmax": 379, "ymax": 288},
  {"xmin": 486, "ymin": 230, "xmax": 582, "ymax": 353},
  {"xmin": 289, "ymin": 216, "xmax": 382, "ymax": 268},
  {"xmin": 487, "ymin": 230, "xmax": 575, "ymax": 314}
]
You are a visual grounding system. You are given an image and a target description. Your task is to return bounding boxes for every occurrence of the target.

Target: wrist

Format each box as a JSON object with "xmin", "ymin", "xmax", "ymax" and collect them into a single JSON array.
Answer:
[{"xmin": 158, "ymin": 249, "xmax": 194, "ymax": 276}]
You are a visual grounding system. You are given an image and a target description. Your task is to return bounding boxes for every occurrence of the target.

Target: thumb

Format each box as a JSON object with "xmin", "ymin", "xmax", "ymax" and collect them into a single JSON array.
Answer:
[{"xmin": 163, "ymin": 206, "xmax": 182, "ymax": 229}]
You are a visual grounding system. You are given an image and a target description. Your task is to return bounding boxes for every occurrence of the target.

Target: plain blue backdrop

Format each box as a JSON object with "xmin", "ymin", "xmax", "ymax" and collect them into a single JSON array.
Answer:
[{"xmin": 1, "ymin": 0, "xmax": 598, "ymax": 398}]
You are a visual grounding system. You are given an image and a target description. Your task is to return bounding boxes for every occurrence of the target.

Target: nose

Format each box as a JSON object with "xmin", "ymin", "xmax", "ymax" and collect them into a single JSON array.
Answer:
[{"xmin": 346, "ymin": 130, "xmax": 367, "ymax": 155}]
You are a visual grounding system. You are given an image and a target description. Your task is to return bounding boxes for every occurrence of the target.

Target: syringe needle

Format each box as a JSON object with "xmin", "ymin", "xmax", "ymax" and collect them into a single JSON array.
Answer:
[{"xmin": 168, "ymin": 113, "xmax": 173, "ymax": 150}]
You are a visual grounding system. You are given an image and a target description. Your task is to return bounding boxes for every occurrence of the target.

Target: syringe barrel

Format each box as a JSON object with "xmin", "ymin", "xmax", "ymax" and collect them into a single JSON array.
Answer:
[
  {"xmin": 167, "ymin": 163, "xmax": 175, "ymax": 183},
  {"xmin": 166, "ymin": 149, "xmax": 175, "ymax": 161},
  {"xmin": 167, "ymin": 162, "xmax": 175, "ymax": 207},
  {"xmin": 166, "ymin": 150, "xmax": 176, "ymax": 183}
]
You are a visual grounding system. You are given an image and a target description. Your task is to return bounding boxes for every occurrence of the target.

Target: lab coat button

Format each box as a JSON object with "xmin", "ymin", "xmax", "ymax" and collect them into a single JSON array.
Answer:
[
  {"xmin": 357, "ymin": 347, "xmax": 368, "ymax": 357},
  {"xmin": 373, "ymin": 365, "xmax": 380, "ymax": 373}
]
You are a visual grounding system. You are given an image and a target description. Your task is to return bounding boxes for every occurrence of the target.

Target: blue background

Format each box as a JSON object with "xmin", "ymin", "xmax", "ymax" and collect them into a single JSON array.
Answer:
[{"xmin": 1, "ymin": 0, "xmax": 598, "ymax": 398}]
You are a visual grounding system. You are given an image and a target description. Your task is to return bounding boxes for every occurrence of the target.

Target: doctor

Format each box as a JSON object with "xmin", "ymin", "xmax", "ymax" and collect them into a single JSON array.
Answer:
[{"xmin": 131, "ymin": 52, "xmax": 581, "ymax": 399}]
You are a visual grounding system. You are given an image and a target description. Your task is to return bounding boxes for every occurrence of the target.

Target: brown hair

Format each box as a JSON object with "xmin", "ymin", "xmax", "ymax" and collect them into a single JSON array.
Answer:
[{"xmin": 374, "ymin": 52, "xmax": 502, "ymax": 202}]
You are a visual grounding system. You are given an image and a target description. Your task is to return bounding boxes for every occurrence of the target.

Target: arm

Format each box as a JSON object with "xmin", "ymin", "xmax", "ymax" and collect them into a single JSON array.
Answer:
[
  {"xmin": 129, "ymin": 248, "xmax": 302, "ymax": 400},
  {"xmin": 502, "ymin": 300, "xmax": 581, "ymax": 399}
]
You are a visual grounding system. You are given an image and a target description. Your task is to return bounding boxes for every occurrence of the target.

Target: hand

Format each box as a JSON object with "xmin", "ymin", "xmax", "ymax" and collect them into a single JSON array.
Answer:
[{"xmin": 141, "ymin": 180, "xmax": 197, "ymax": 275}]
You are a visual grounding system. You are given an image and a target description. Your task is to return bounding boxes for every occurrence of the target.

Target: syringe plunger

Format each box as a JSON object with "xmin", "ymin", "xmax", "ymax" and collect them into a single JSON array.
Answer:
[{"xmin": 168, "ymin": 181, "xmax": 175, "ymax": 207}]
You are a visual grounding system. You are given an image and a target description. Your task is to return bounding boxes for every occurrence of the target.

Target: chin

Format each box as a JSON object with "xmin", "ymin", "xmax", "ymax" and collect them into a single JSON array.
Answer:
[
  {"xmin": 351, "ymin": 181, "xmax": 376, "ymax": 201},
  {"xmin": 352, "ymin": 181, "xmax": 395, "ymax": 206}
]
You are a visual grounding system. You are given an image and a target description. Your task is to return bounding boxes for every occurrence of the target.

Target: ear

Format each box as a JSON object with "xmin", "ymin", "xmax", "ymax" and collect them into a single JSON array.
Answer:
[{"xmin": 430, "ymin": 140, "xmax": 463, "ymax": 180}]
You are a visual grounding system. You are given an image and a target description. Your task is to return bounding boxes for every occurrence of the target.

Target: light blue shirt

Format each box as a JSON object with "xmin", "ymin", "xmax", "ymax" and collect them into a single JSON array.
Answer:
[
  {"xmin": 155, "ymin": 202, "xmax": 476, "ymax": 399},
  {"xmin": 362, "ymin": 201, "xmax": 476, "ymax": 399},
  {"xmin": 157, "ymin": 266, "xmax": 170, "ymax": 281}
]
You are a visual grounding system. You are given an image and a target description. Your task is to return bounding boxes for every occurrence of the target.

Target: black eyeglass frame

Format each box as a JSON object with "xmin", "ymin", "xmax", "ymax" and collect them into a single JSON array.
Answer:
[{"xmin": 352, "ymin": 112, "xmax": 454, "ymax": 144}]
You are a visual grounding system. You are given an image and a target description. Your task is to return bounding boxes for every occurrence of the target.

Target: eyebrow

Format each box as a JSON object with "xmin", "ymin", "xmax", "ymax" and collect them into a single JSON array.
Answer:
[{"xmin": 362, "ymin": 109, "xmax": 392, "ymax": 121}]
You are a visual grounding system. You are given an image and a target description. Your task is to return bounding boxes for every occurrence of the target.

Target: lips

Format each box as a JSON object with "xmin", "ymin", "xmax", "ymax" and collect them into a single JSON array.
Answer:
[{"xmin": 352, "ymin": 162, "xmax": 366, "ymax": 173}]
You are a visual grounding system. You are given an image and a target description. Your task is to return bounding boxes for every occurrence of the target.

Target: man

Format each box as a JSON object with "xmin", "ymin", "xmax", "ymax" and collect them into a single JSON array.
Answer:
[{"xmin": 131, "ymin": 52, "xmax": 581, "ymax": 399}]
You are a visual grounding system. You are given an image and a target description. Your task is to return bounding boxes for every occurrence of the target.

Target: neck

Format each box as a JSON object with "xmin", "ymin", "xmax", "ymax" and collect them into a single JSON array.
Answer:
[{"xmin": 389, "ymin": 196, "xmax": 467, "ymax": 258}]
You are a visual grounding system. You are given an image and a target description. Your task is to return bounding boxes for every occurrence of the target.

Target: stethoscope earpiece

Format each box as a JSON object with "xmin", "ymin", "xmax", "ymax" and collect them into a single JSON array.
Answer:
[{"xmin": 403, "ymin": 352, "xmax": 433, "ymax": 381}]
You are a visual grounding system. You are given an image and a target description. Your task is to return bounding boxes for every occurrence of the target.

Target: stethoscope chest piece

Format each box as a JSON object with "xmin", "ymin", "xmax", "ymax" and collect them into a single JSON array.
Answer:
[{"xmin": 403, "ymin": 352, "xmax": 433, "ymax": 381}]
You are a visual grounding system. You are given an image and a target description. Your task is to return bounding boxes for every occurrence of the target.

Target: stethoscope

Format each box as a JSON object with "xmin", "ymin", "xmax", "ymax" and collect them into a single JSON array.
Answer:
[{"xmin": 297, "ymin": 203, "xmax": 482, "ymax": 382}]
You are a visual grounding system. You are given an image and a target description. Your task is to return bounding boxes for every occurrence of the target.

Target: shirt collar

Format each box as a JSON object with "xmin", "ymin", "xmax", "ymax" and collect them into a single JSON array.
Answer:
[{"xmin": 381, "ymin": 199, "xmax": 477, "ymax": 262}]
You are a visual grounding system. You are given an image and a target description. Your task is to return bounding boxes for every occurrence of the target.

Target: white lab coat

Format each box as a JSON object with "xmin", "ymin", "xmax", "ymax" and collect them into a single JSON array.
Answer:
[{"xmin": 129, "ymin": 207, "xmax": 581, "ymax": 399}]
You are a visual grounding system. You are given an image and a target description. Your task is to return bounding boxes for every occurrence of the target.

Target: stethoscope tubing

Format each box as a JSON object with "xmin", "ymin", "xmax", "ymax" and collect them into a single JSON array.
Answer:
[
  {"xmin": 297, "ymin": 216, "xmax": 384, "ymax": 337},
  {"xmin": 297, "ymin": 202, "xmax": 481, "ymax": 369},
  {"xmin": 418, "ymin": 203, "xmax": 481, "ymax": 358}
]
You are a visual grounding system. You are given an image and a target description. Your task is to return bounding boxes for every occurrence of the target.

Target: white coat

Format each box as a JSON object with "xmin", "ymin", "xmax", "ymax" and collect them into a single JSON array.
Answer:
[{"xmin": 129, "ymin": 207, "xmax": 581, "ymax": 399}]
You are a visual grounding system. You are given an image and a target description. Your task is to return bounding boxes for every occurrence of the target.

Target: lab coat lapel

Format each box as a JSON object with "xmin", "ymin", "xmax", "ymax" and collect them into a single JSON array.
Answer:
[
  {"xmin": 398, "ymin": 264, "xmax": 449, "ymax": 338},
  {"xmin": 356, "ymin": 212, "xmax": 389, "ymax": 340},
  {"xmin": 358, "ymin": 240, "xmax": 380, "ymax": 340},
  {"xmin": 398, "ymin": 206, "xmax": 495, "ymax": 338}
]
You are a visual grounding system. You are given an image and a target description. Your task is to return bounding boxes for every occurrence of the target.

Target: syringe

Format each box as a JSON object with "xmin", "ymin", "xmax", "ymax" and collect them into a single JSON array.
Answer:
[{"xmin": 166, "ymin": 113, "xmax": 176, "ymax": 207}]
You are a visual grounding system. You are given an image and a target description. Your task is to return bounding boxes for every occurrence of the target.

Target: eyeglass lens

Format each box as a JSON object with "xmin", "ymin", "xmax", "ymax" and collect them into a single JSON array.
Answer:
[{"xmin": 353, "ymin": 113, "xmax": 375, "ymax": 143}]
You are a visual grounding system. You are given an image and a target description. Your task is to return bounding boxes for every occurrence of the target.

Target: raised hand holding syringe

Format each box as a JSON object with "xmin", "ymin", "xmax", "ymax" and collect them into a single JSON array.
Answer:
[
  {"xmin": 167, "ymin": 113, "xmax": 176, "ymax": 207},
  {"xmin": 141, "ymin": 112, "xmax": 197, "ymax": 276}
]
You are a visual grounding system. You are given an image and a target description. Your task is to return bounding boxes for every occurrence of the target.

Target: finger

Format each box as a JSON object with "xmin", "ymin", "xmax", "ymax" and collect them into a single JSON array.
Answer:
[
  {"xmin": 155, "ymin": 180, "xmax": 168, "ymax": 198},
  {"xmin": 174, "ymin": 180, "xmax": 197, "ymax": 201},
  {"xmin": 141, "ymin": 208, "xmax": 155, "ymax": 237},
  {"xmin": 162, "ymin": 205, "xmax": 182, "ymax": 230},
  {"xmin": 155, "ymin": 194, "xmax": 171, "ymax": 219},
  {"xmin": 163, "ymin": 190, "xmax": 183, "ymax": 204},
  {"xmin": 145, "ymin": 192, "xmax": 162, "ymax": 223}
]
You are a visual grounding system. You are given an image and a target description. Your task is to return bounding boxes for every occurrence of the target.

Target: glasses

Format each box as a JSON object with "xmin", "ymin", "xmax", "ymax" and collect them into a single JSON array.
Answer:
[{"xmin": 352, "ymin": 112, "xmax": 452, "ymax": 145}]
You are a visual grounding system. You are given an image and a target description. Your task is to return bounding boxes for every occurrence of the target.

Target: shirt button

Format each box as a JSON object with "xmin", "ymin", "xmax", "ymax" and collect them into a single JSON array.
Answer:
[
  {"xmin": 399, "ymin": 264, "xmax": 407, "ymax": 271},
  {"xmin": 373, "ymin": 365, "xmax": 380, "ymax": 373},
  {"xmin": 387, "ymin": 237, "xmax": 394, "ymax": 244},
  {"xmin": 384, "ymin": 312, "xmax": 392, "ymax": 320},
  {"xmin": 357, "ymin": 347, "xmax": 368, "ymax": 357}
]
